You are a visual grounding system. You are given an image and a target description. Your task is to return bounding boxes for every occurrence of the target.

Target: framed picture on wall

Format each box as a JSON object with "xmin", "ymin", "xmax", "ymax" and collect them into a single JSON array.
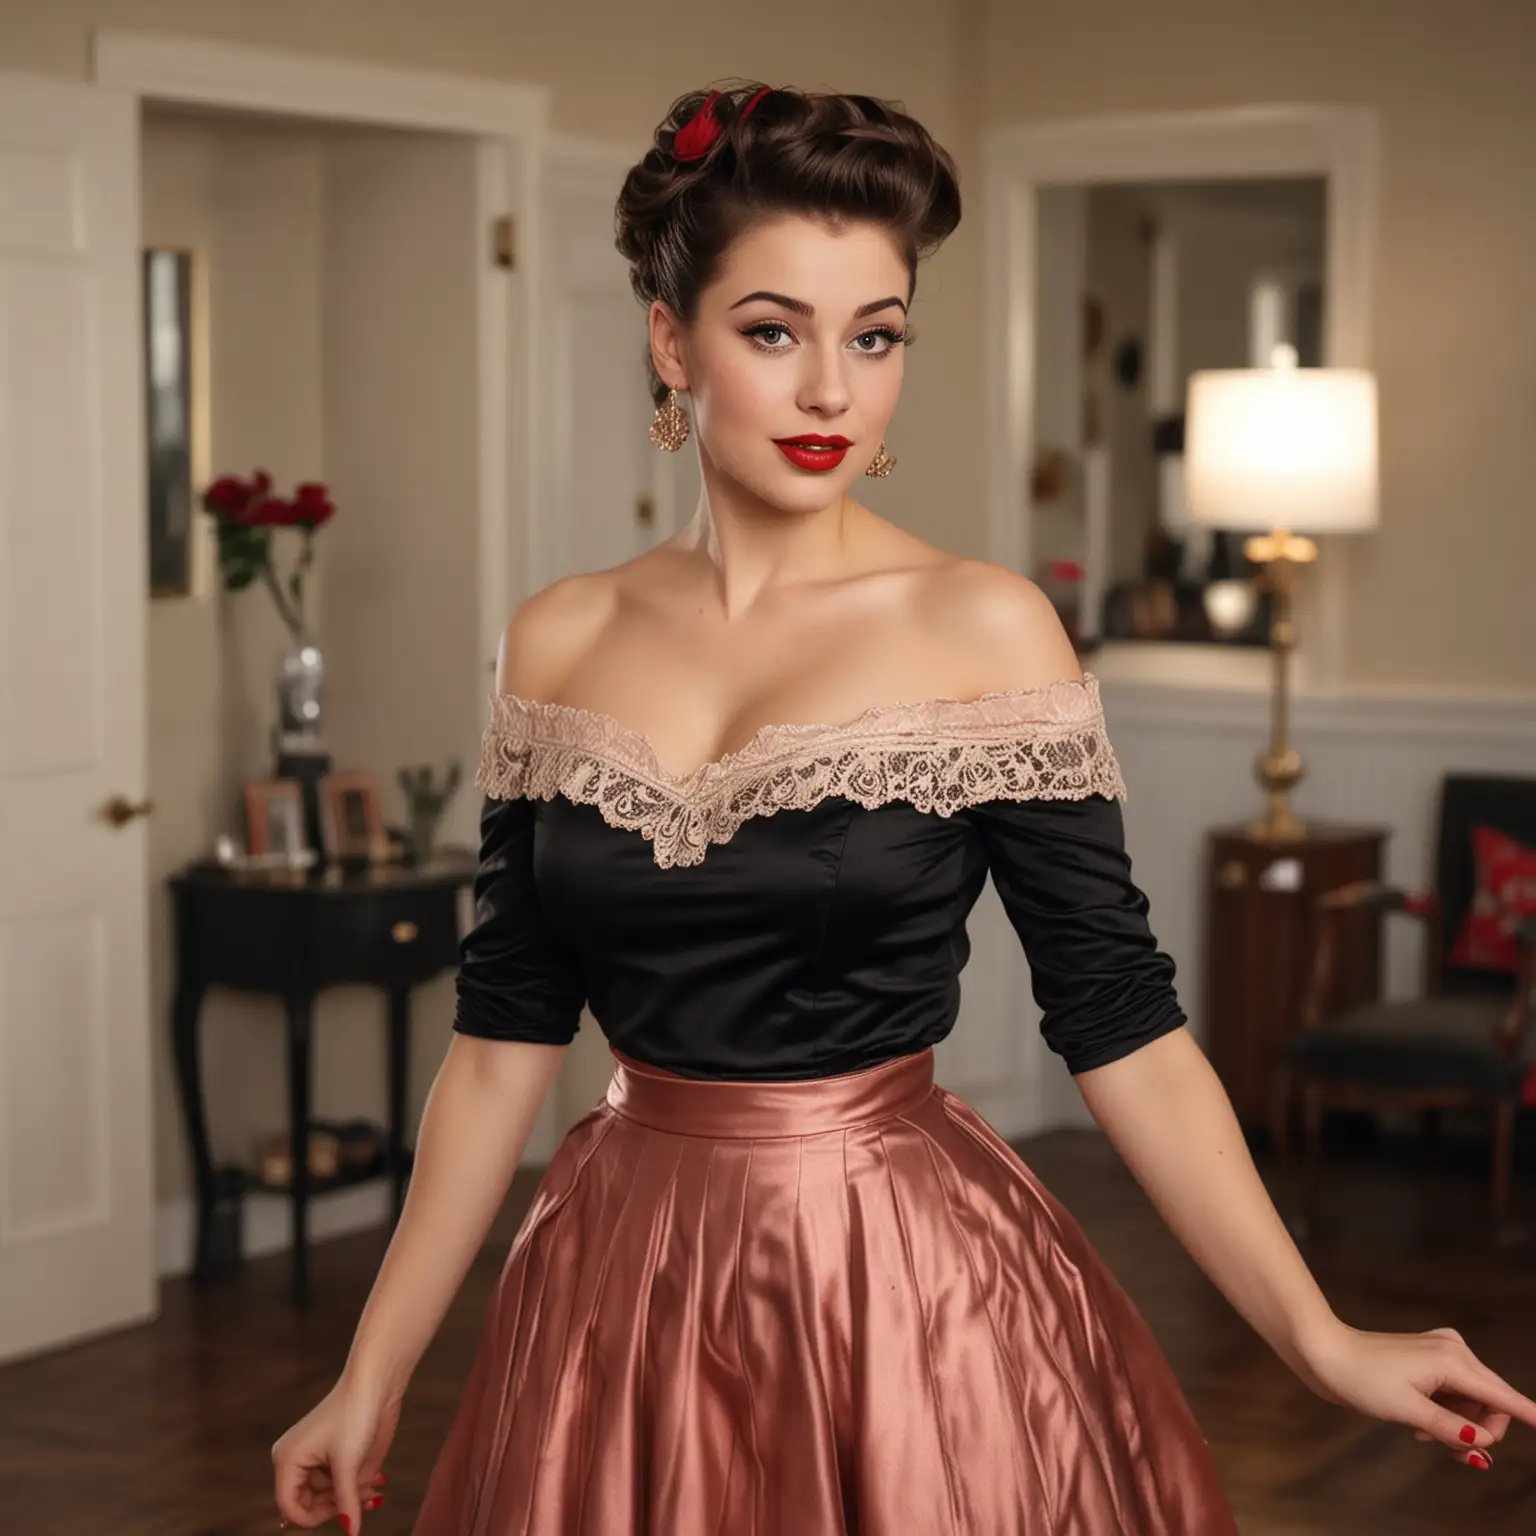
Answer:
[
  {"xmin": 320, "ymin": 771, "xmax": 389, "ymax": 863},
  {"xmin": 244, "ymin": 779, "xmax": 311, "ymax": 858},
  {"xmin": 143, "ymin": 246, "xmax": 207, "ymax": 599}
]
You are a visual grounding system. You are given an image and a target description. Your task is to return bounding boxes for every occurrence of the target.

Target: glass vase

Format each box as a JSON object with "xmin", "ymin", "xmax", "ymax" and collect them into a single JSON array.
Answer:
[{"xmin": 275, "ymin": 637, "xmax": 326, "ymax": 756}]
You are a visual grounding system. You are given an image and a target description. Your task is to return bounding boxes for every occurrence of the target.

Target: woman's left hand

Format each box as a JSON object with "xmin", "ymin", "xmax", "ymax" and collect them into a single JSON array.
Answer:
[{"xmin": 1297, "ymin": 1322, "xmax": 1536, "ymax": 1469}]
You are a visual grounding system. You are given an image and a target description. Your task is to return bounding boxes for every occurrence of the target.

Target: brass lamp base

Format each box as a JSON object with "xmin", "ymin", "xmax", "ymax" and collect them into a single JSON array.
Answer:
[
  {"xmin": 1247, "ymin": 747, "xmax": 1307, "ymax": 843},
  {"xmin": 1243, "ymin": 529, "xmax": 1317, "ymax": 844}
]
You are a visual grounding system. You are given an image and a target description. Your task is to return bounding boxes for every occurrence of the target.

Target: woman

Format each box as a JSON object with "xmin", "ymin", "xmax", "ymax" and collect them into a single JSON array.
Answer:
[{"xmin": 272, "ymin": 83, "xmax": 1535, "ymax": 1534}]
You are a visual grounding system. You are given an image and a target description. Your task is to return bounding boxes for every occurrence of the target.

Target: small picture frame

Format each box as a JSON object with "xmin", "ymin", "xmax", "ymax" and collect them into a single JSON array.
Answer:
[
  {"xmin": 320, "ymin": 771, "xmax": 389, "ymax": 863},
  {"xmin": 244, "ymin": 779, "xmax": 310, "ymax": 858}
]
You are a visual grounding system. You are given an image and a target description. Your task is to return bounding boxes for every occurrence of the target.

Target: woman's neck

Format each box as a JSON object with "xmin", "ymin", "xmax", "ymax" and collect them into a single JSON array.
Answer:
[{"xmin": 676, "ymin": 477, "xmax": 868, "ymax": 620}]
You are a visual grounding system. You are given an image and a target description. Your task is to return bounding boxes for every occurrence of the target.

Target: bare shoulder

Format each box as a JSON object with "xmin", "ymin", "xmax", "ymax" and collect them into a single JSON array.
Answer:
[
  {"xmin": 495, "ymin": 570, "xmax": 619, "ymax": 699},
  {"xmin": 912, "ymin": 558, "xmax": 1084, "ymax": 695}
]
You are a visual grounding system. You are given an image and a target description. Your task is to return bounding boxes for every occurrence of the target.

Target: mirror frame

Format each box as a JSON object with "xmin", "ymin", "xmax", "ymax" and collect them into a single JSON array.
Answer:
[{"xmin": 983, "ymin": 106, "xmax": 1379, "ymax": 691}]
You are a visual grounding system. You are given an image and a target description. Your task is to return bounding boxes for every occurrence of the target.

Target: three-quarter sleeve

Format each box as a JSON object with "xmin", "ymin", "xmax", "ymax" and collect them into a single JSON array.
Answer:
[
  {"xmin": 968, "ymin": 793, "xmax": 1187, "ymax": 1074},
  {"xmin": 453, "ymin": 794, "xmax": 586, "ymax": 1045}
]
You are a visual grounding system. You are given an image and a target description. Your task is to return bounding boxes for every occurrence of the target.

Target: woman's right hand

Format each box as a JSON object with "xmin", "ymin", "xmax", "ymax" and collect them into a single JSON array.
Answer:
[{"xmin": 272, "ymin": 1375, "xmax": 401, "ymax": 1531}]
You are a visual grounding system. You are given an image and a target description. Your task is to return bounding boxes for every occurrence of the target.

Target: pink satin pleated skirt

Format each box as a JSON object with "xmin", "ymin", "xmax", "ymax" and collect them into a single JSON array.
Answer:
[{"xmin": 412, "ymin": 1045, "xmax": 1238, "ymax": 1535}]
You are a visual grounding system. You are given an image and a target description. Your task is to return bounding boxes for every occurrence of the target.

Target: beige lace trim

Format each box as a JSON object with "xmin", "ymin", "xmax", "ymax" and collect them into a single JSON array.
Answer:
[{"xmin": 475, "ymin": 673, "xmax": 1125, "ymax": 869}]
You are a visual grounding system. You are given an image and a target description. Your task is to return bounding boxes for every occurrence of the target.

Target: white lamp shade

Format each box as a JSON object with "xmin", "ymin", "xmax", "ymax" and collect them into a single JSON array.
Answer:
[{"xmin": 1183, "ymin": 367, "xmax": 1378, "ymax": 534}]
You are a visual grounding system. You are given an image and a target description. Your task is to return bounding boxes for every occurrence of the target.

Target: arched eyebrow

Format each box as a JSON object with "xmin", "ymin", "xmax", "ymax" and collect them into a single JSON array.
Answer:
[{"xmin": 728, "ymin": 290, "xmax": 907, "ymax": 319}]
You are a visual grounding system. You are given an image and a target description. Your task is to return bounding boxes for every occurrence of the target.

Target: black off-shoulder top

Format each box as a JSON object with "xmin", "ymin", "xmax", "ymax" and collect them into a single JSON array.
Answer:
[{"xmin": 451, "ymin": 675, "xmax": 1187, "ymax": 1080}]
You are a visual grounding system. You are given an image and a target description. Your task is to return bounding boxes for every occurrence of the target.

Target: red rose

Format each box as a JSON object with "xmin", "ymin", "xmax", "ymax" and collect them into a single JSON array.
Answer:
[
  {"xmin": 1048, "ymin": 558, "xmax": 1084, "ymax": 582},
  {"xmin": 249, "ymin": 469, "xmax": 273, "ymax": 498},
  {"xmin": 203, "ymin": 475, "xmax": 252, "ymax": 518},
  {"xmin": 292, "ymin": 482, "xmax": 336, "ymax": 528}
]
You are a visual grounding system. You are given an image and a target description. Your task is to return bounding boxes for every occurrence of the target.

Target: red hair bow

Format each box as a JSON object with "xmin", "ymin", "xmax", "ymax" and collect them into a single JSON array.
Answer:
[{"xmin": 671, "ymin": 86, "xmax": 771, "ymax": 162}]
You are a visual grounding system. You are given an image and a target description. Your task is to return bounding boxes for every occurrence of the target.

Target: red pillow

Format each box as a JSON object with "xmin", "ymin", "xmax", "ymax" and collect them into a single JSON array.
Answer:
[{"xmin": 1449, "ymin": 825, "xmax": 1536, "ymax": 972}]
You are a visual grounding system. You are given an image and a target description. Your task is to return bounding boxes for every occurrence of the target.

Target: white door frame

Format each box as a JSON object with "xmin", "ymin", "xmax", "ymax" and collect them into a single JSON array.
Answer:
[
  {"xmin": 535, "ymin": 132, "xmax": 699, "ymax": 575},
  {"xmin": 94, "ymin": 29, "xmax": 550, "ymax": 689},
  {"xmin": 983, "ymin": 105, "xmax": 1380, "ymax": 695},
  {"xmin": 537, "ymin": 133, "xmax": 642, "ymax": 595}
]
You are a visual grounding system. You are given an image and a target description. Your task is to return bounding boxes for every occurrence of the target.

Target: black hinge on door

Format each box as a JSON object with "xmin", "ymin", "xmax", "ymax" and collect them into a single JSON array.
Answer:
[{"xmin": 492, "ymin": 215, "xmax": 515, "ymax": 271}]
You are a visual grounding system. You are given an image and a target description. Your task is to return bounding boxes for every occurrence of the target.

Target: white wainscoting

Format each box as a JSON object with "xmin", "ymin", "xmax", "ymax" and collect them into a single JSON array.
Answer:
[
  {"xmin": 158, "ymin": 1183, "xmax": 393, "ymax": 1279},
  {"xmin": 988, "ymin": 675, "xmax": 1536, "ymax": 1135}
]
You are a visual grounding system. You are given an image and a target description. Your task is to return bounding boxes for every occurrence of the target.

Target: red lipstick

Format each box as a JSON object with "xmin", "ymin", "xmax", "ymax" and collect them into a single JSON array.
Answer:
[{"xmin": 772, "ymin": 434, "xmax": 852, "ymax": 472}]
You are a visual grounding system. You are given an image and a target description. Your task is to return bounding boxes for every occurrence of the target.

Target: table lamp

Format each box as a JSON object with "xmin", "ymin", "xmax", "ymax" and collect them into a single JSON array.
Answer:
[{"xmin": 1184, "ymin": 345, "xmax": 1378, "ymax": 842}]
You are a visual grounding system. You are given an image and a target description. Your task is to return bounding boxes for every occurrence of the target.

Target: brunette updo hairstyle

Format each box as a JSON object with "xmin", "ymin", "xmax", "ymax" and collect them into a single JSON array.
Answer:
[{"xmin": 615, "ymin": 82, "xmax": 962, "ymax": 405}]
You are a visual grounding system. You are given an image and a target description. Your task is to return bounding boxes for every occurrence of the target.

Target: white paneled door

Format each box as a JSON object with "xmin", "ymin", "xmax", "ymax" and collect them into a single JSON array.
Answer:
[
  {"xmin": 0, "ymin": 74, "xmax": 155, "ymax": 1362},
  {"xmin": 535, "ymin": 140, "xmax": 700, "ymax": 592}
]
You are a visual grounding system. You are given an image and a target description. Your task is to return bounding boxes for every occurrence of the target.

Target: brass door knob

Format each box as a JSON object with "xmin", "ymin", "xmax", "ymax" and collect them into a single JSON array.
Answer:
[
  {"xmin": 101, "ymin": 794, "xmax": 154, "ymax": 828},
  {"xmin": 391, "ymin": 920, "xmax": 419, "ymax": 944}
]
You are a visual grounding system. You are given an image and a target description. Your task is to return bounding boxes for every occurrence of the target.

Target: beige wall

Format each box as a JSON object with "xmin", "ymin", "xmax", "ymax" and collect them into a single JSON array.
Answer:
[
  {"xmin": 980, "ymin": 0, "xmax": 1536, "ymax": 687},
  {"xmin": 318, "ymin": 128, "xmax": 487, "ymax": 1152},
  {"xmin": 320, "ymin": 131, "xmax": 482, "ymax": 812},
  {"xmin": 143, "ymin": 112, "xmax": 332, "ymax": 1207}
]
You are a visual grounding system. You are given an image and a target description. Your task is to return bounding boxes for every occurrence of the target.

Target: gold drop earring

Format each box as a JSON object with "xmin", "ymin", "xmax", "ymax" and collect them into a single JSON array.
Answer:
[
  {"xmin": 649, "ymin": 387, "xmax": 690, "ymax": 452},
  {"xmin": 865, "ymin": 440, "xmax": 896, "ymax": 478}
]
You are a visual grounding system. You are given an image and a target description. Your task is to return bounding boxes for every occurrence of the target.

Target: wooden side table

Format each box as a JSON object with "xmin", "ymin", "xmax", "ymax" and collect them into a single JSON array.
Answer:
[
  {"xmin": 1203, "ymin": 822, "xmax": 1389, "ymax": 1131},
  {"xmin": 168, "ymin": 853, "xmax": 475, "ymax": 1303}
]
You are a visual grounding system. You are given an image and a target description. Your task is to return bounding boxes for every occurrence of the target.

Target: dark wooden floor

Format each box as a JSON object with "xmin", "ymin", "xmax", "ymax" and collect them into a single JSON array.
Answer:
[{"xmin": 2, "ymin": 1117, "xmax": 1534, "ymax": 1535}]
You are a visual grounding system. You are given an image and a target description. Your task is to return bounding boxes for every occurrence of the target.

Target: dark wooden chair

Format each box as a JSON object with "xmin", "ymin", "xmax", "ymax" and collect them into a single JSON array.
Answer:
[{"xmin": 1271, "ymin": 774, "xmax": 1536, "ymax": 1229}]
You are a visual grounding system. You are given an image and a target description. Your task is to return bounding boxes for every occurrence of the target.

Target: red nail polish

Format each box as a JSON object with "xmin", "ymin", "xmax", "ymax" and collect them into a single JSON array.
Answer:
[
  {"xmin": 1468, "ymin": 1450, "xmax": 1490, "ymax": 1470},
  {"xmin": 1459, "ymin": 1424, "xmax": 1477, "ymax": 1445},
  {"xmin": 339, "ymin": 1518, "xmax": 352, "ymax": 1534},
  {"xmin": 377, "ymin": 1474, "xmax": 388, "ymax": 1487}
]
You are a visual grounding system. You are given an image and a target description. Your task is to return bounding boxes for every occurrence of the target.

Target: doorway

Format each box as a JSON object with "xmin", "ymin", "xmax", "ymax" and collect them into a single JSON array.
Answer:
[
  {"xmin": 0, "ymin": 36, "xmax": 542, "ymax": 1365},
  {"xmin": 139, "ymin": 98, "xmax": 490, "ymax": 1300}
]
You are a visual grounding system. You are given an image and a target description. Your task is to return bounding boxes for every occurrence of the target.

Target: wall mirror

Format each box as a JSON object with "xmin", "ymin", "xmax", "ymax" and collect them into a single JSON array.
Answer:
[
  {"xmin": 1032, "ymin": 176, "xmax": 1325, "ymax": 650},
  {"xmin": 143, "ymin": 244, "xmax": 207, "ymax": 598},
  {"xmin": 985, "ymin": 107, "xmax": 1377, "ymax": 688}
]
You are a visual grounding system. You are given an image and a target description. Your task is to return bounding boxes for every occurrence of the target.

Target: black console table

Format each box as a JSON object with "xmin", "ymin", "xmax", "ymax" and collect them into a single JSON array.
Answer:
[{"xmin": 168, "ymin": 853, "xmax": 475, "ymax": 1303}]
